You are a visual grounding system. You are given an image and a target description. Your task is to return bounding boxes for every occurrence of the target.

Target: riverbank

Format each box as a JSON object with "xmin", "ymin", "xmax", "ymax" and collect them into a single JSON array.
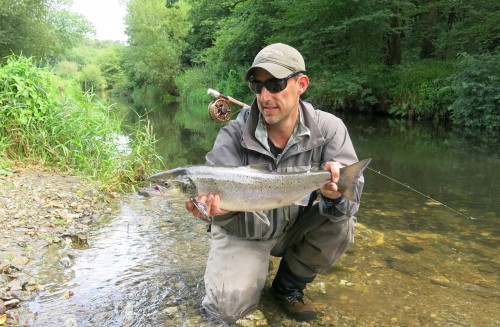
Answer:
[{"xmin": 0, "ymin": 165, "xmax": 116, "ymax": 325}]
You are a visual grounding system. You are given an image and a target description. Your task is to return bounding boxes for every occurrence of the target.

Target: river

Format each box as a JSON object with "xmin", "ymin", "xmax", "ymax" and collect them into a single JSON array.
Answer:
[{"xmin": 27, "ymin": 101, "xmax": 499, "ymax": 326}]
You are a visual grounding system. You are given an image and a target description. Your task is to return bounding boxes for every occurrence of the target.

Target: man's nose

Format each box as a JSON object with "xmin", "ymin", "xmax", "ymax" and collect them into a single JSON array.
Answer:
[{"xmin": 259, "ymin": 85, "xmax": 273, "ymax": 98}]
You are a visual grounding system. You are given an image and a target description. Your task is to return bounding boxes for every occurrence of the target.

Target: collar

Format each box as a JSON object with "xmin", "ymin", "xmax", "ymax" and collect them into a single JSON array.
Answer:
[
  {"xmin": 241, "ymin": 99, "xmax": 326, "ymax": 156},
  {"xmin": 254, "ymin": 106, "xmax": 311, "ymax": 157}
]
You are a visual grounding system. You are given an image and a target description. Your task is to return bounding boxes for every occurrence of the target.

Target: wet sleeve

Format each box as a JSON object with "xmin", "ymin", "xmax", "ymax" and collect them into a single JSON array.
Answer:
[{"xmin": 319, "ymin": 193, "xmax": 361, "ymax": 220}]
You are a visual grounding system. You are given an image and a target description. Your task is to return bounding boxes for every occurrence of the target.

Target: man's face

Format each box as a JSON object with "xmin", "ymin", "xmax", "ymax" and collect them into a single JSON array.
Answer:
[{"xmin": 252, "ymin": 68, "xmax": 308, "ymax": 126}]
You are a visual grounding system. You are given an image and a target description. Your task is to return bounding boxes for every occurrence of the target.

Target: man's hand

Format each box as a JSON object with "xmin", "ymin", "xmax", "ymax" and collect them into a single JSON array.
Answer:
[
  {"xmin": 185, "ymin": 193, "xmax": 230, "ymax": 218},
  {"xmin": 320, "ymin": 161, "xmax": 344, "ymax": 200}
]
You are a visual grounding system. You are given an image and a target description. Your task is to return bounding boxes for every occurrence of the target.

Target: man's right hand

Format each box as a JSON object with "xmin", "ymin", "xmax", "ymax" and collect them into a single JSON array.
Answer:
[{"xmin": 185, "ymin": 194, "xmax": 230, "ymax": 218}]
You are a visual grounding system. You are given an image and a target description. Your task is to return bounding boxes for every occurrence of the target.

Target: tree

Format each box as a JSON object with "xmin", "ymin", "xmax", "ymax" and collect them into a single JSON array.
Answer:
[
  {"xmin": 94, "ymin": 46, "xmax": 126, "ymax": 92},
  {"xmin": 0, "ymin": 0, "xmax": 48, "ymax": 58},
  {"xmin": 404, "ymin": 0, "xmax": 500, "ymax": 59},
  {"xmin": 124, "ymin": 0, "xmax": 191, "ymax": 95},
  {"xmin": 45, "ymin": 4, "xmax": 95, "ymax": 59},
  {"xmin": 0, "ymin": 0, "xmax": 93, "ymax": 60},
  {"xmin": 80, "ymin": 64, "xmax": 106, "ymax": 93},
  {"xmin": 182, "ymin": 0, "xmax": 234, "ymax": 65}
]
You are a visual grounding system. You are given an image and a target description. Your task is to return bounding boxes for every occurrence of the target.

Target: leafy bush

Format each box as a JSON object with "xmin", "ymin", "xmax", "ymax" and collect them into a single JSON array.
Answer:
[
  {"xmin": 176, "ymin": 63, "xmax": 251, "ymax": 107},
  {"xmin": 415, "ymin": 80, "xmax": 455, "ymax": 123},
  {"xmin": 55, "ymin": 60, "xmax": 79, "ymax": 78},
  {"xmin": 308, "ymin": 68, "xmax": 377, "ymax": 112},
  {"xmin": 80, "ymin": 64, "xmax": 106, "ymax": 93},
  {"xmin": 0, "ymin": 55, "xmax": 59, "ymax": 127},
  {"xmin": 448, "ymin": 53, "xmax": 500, "ymax": 131},
  {"xmin": 175, "ymin": 66, "xmax": 214, "ymax": 103},
  {"xmin": 373, "ymin": 61, "xmax": 457, "ymax": 120}
]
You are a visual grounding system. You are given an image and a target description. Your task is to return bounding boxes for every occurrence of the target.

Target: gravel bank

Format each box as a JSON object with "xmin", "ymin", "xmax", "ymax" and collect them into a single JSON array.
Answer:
[{"xmin": 0, "ymin": 166, "xmax": 116, "ymax": 325}]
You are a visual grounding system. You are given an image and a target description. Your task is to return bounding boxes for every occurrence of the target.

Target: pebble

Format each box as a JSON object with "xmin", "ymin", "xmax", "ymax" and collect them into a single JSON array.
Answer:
[
  {"xmin": 164, "ymin": 306, "xmax": 178, "ymax": 315},
  {"xmin": 4, "ymin": 299, "xmax": 20, "ymax": 308},
  {"xmin": 0, "ymin": 301, "xmax": 6, "ymax": 314},
  {"xmin": 7, "ymin": 280, "xmax": 23, "ymax": 292}
]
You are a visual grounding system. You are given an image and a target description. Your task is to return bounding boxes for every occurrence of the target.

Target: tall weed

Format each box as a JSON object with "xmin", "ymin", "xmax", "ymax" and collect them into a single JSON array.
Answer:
[{"xmin": 0, "ymin": 55, "xmax": 57, "ymax": 127}]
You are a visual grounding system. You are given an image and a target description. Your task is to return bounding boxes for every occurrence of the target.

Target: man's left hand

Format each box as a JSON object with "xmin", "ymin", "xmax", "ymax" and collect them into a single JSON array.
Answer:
[{"xmin": 320, "ymin": 161, "xmax": 343, "ymax": 200}]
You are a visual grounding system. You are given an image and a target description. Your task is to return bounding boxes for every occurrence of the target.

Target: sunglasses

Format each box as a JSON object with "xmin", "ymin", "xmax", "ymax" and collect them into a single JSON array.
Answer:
[{"xmin": 248, "ymin": 71, "xmax": 305, "ymax": 94}]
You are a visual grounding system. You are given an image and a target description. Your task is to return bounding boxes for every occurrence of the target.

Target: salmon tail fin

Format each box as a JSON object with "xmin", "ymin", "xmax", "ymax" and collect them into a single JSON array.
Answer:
[{"xmin": 339, "ymin": 158, "xmax": 372, "ymax": 202}]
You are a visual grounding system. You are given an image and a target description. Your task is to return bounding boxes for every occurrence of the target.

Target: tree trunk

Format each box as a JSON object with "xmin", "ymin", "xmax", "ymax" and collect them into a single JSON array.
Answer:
[
  {"xmin": 420, "ymin": 0, "xmax": 438, "ymax": 59},
  {"xmin": 386, "ymin": 16, "xmax": 402, "ymax": 65}
]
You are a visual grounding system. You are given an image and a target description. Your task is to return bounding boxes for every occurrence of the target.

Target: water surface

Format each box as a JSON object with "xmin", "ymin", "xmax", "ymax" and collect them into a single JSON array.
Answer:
[{"xmin": 28, "ymin": 103, "xmax": 499, "ymax": 326}]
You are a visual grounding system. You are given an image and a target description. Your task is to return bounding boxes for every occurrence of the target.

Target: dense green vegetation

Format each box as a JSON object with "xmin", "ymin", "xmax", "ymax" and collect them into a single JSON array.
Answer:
[
  {"xmin": 195, "ymin": 0, "xmax": 500, "ymax": 129},
  {"xmin": 0, "ymin": 2, "xmax": 163, "ymax": 189},
  {"xmin": 171, "ymin": 0, "xmax": 499, "ymax": 130},
  {"xmin": 58, "ymin": 0, "xmax": 492, "ymax": 131},
  {"xmin": 0, "ymin": 54, "xmax": 161, "ymax": 191}
]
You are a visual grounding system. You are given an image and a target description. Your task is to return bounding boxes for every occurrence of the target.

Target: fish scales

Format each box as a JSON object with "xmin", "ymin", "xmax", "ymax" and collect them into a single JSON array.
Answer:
[
  {"xmin": 145, "ymin": 159, "xmax": 371, "ymax": 212},
  {"xmin": 190, "ymin": 166, "xmax": 332, "ymax": 211}
]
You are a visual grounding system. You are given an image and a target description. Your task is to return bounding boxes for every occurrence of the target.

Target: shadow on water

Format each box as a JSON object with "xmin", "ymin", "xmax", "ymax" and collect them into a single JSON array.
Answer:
[{"xmin": 28, "ymin": 104, "xmax": 499, "ymax": 326}]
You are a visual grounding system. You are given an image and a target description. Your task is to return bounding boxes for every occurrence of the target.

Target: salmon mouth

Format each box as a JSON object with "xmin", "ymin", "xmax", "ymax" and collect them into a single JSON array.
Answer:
[{"xmin": 138, "ymin": 185, "xmax": 167, "ymax": 197}]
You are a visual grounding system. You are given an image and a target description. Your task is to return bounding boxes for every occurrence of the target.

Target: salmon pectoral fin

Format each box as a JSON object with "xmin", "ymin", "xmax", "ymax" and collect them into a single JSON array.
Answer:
[
  {"xmin": 254, "ymin": 211, "xmax": 270, "ymax": 226},
  {"xmin": 293, "ymin": 194, "xmax": 311, "ymax": 207}
]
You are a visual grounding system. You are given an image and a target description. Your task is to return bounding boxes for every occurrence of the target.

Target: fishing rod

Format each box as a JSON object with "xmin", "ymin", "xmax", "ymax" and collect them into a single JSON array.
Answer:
[
  {"xmin": 366, "ymin": 167, "xmax": 475, "ymax": 219},
  {"xmin": 207, "ymin": 88, "xmax": 248, "ymax": 122},
  {"xmin": 205, "ymin": 89, "xmax": 474, "ymax": 220}
]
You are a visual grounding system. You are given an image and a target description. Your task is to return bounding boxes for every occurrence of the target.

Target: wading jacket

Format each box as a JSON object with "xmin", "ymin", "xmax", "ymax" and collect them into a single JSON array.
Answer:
[{"xmin": 206, "ymin": 99, "xmax": 364, "ymax": 240}]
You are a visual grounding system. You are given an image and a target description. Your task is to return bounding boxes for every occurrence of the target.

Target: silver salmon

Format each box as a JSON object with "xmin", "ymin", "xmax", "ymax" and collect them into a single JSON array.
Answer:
[{"xmin": 144, "ymin": 159, "xmax": 371, "ymax": 214}]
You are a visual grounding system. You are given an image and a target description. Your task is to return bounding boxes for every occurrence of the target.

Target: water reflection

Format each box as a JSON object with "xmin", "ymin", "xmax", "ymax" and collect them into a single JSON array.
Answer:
[
  {"xmin": 123, "ymin": 101, "xmax": 223, "ymax": 168},
  {"xmin": 28, "ymin": 104, "xmax": 499, "ymax": 326}
]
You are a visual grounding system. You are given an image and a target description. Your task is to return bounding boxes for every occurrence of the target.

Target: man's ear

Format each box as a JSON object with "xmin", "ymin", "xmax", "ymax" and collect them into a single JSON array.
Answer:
[{"xmin": 297, "ymin": 75, "xmax": 309, "ymax": 95}]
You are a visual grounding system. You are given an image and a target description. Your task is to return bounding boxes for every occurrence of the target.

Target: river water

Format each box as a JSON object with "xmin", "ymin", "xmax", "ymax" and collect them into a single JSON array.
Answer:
[{"xmin": 28, "ymin": 102, "xmax": 499, "ymax": 326}]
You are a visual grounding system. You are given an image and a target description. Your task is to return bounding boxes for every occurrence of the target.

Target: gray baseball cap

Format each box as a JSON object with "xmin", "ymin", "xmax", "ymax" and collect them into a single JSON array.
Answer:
[{"xmin": 245, "ymin": 43, "xmax": 306, "ymax": 81}]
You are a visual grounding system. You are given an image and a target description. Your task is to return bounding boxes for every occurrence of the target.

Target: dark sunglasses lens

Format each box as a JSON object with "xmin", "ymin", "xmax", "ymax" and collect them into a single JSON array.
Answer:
[
  {"xmin": 266, "ymin": 79, "xmax": 287, "ymax": 93},
  {"xmin": 248, "ymin": 82, "xmax": 262, "ymax": 94},
  {"xmin": 248, "ymin": 79, "xmax": 287, "ymax": 94}
]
